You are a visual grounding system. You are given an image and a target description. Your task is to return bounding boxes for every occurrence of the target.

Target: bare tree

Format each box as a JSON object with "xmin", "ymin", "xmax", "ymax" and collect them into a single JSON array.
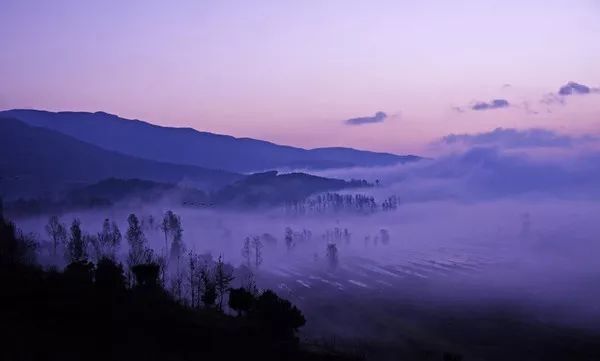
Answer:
[
  {"xmin": 284, "ymin": 227, "xmax": 294, "ymax": 251},
  {"xmin": 92, "ymin": 218, "xmax": 122, "ymax": 261},
  {"xmin": 66, "ymin": 218, "xmax": 87, "ymax": 263},
  {"xmin": 326, "ymin": 243, "xmax": 338, "ymax": 271},
  {"xmin": 160, "ymin": 211, "xmax": 171, "ymax": 252},
  {"xmin": 214, "ymin": 255, "xmax": 234, "ymax": 311},
  {"xmin": 45, "ymin": 216, "xmax": 67, "ymax": 259},
  {"xmin": 126, "ymin": 214, "xmax": 153, "ymax": 276},
  {"xmin": 252, "ymin": 236, "xmax": 263, "ymax": 268},
  {"xmin": 241, "ymin": 237, "xmax": 251, "ymax": 268},
  {"xmin": 379, "ymin": 229, "xmax": 390, "ymax": 245},
  {"xmin": 169, "ymin": 219, "xmax": 184, "ymax": 267},
  {"xmin": 188, "ymin": 250, "xmax": 205, "ymax": 308},
  {"xmin": 200, "ymin": 263, "xmax": 217, "ymax": 308}
]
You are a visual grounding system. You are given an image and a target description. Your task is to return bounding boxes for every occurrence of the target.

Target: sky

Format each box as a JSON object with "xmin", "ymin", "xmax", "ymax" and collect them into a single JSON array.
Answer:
[{"xmin": 1, "ymin": 0, "xmax": 599, "ymax": 155}]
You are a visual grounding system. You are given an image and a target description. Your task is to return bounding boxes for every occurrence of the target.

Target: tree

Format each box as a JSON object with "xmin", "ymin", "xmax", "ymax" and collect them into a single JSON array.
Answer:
[
  {"xmin": 86, "ymin": 234, "xmax": 101, "ymax": 262},
  {"xmin": 214, "ymin": 255, "xmax": 234, "ymax": 311},
  {"xmin": 241, "ymin": 237, "xmax": 251, "ymax": 268},
  {"xmin": 228, "ymin": 287, "xmax": 255, "ymax": 316},
  {"xmin": 0, "ymin": 215, "xmax": 37, "ymax": 267},
  {"xmin": 326, "ymin": 243, "xmax": 338, "ymax": 271},
  {"xmin": 131, "ymin": 263, "xmax": 161, "ymax": 288},
  {"xmin": 253, "ymin": 290, "xmax": 306, "ymax": 338},
  {"xmin": 95, "ymin": 219, "xmax": 121, "ymax": 260},
  {"xmin": 64, "ymin": 259, "xmax": 95, "ymax": 283},
  {"xmin": 66, "ymin": 218, "xmax": 87, "ymax": 263},
  {"xmin": 187, "ymin": 250, "xmax": 204, "ymax": 308},
  {"xmin": 95, "ymin": 257, "xmax": 125, "ymax": 291},
  {"xmin": 126, "ymin": 213, "xmax": 149, "ymax": 267},
  {"xmin": 161, "ymin": 210, "xmax": 183, "ymax": 258},
  {"xmin": 252, "ymin": 236, "xmax": 263, "ymax": 268},
  {"xmin": 45, "ymin": 216, "xmax": 67, "ymax": 259},
  {"xmin": 169, "ymin": 218, "xmax": 184, "ymax": 267},
  {"xmin": 200, "ymin": 264, "xmax": 217, "ymax": 308},
  {"xmin": 380, "ymin": 229, "xmax": 390, "ymax": 245},
  {"xmin": 284, "ymin": 227, "xmax": 294, "ymax": 251},
  {"xmin": 160, "ymin": 211, "xmax": 171, "ymax": 252}
]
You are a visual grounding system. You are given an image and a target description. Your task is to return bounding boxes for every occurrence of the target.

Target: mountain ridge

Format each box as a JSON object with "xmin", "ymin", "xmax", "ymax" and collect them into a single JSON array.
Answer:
[
  {"xmin": 0, "ymin": 109, "xmax": 420, "ymax": 172},
  {"xmin": 0, "ymin": 117, "xmax": 242, "ymax": 199}
]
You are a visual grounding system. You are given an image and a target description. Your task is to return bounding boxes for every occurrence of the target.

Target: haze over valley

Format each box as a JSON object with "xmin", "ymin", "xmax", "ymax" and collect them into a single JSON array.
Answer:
[{"xmin": 2, "ymin": 1, "xmax": 599, "ymax": 360}]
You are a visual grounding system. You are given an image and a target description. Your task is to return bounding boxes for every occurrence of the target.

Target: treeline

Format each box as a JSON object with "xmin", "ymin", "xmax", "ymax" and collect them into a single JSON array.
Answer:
[
  {"xmin": 238, "ymin": 226, "xmax": 392, "ymax": 274},
  {"xmin": 3, "ymin": 174, "xmax": 373, "ymax": 217},
  {"xmin": 0, "ymin": 205, "xmax": 359, "ymax": 361},
  {"xmin": 284, "ymin": 193, "xmax": 399, "ymax": 215}
]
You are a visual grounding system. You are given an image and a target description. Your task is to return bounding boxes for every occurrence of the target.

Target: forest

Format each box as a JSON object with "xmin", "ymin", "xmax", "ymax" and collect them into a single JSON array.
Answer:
[{"xmin": 0, "ymin": 200, "xmax": 362, "ymax": 361}]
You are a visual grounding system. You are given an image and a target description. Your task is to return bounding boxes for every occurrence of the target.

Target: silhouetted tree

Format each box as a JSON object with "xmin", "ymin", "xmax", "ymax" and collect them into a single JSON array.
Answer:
[
  {"xmin": 132, "ymin": 263, "xmax": 161, "ymax": 288},
  {"xmin": 188, "ymin": 250, "xmax": 199, "ymax": 307},
  {"xmin": 214, "ymin": 255, "xmax": 234, "ymax": 311},
  {"xmin": 252, "ymin": 236, "xmax": 263, "ymax": 268},
  {"xmin": 64, "ymin": 260, "xmax": 95, "ymax": 283},
  {"xmin": 126, "ymin": 213, "xmax": 150, "ymax": 266},
  {"xmin": 242, "ymin": 237, "xmax": 251, "ymax": 267},
  {"xmin": 66, "ymin": 218, "xmax": 87, "ymax": 263},
  {"xmin": 0, "ymin": 215, "xmax": 37, "ymax": 266},
  {"xmin": 169, "ymin": 214, "xmax": 184, "ymax": 267},
  {"xmin": 253, "ymin": 290, "xmax": 306, "ymax": 338},
  {"xmin": 326, "ymin": 243, "xmax": 338, "ymax": 271},
  {"xmin": 45, "ymin": 215, "xmax": 67, "ymax": 259},
  {"xmin": 380, "ymin": 229, "xmax": 390, "ymax": 245},
  {"xmin": 86, "ymin": 234, "xmax": 101, "ymax": 261},
  {"xmin": 95, "ymin": 218, "xmax": 121, "ymax": 260},
  {"xmin": 200, "ymin": 264, "xmax": 217, "ymax": 308},
  {"xmin": 285, "ymin": 227, "xmax": 294, "ymax": 251},
  {"xmin": 160, "ymin": 211, "xmax": 171, "ymax": 251},
  {"xmin": 161, "ymin": 210, "xmax": 183, "ymax": 260},
  {"xmin": 229, "ymin": 287, "xmax": 255, "ymax": 316},
  {"xmin": 95, "ymin": 257, "xmax": 125, "ymax": 291}
]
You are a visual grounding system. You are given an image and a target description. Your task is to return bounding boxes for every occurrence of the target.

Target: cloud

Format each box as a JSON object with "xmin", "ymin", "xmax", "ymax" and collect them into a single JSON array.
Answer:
[
  {"xmin": 344, "ymin": 111, "xmax": 387, "ymax": 125},
  {"xmin": 441, "ymin": 128, "xmax": 582, "ymax": 149},
  {"xmin": 471, "ymin": 99, "xmax": 510, "ymax": 111},
  {"xmin": 539, "ymin": 81, "xmax": 599, "ymax": 108},
  {"xmin": 558, "ymin": 81, "xmax": 591, "ymax": 96}
]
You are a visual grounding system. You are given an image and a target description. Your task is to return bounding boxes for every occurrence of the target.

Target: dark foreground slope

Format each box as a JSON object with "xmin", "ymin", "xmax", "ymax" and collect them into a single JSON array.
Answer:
[
  {"xmin": 1, "ymin": 109, "xmax": 421, "ymax": 172},
  {"xmin": 0, "ymin": 117, "xmax": 241, "ymax": 199},
  {"xmin": 0, "ymin": 214, "xmax": 359, "ymax": 361}
]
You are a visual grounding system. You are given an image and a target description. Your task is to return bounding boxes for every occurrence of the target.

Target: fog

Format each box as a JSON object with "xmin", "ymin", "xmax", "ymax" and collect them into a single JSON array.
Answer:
[{"xmin": 13, "ymin": 128, "xmax": 600, "ymax": 358}]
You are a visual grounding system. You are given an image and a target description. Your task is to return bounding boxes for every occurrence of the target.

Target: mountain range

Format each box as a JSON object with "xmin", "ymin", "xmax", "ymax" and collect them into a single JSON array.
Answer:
[
  {"xmin": 0, "ymin": 117, "xmax": 240, "ymax": 199},
  {"xmin": 0, "ymin": 109, "xmax": 420, "ymax": 173}
]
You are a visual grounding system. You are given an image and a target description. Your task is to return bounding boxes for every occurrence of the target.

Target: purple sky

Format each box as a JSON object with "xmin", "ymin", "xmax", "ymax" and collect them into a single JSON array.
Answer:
[{"xmin": 1, "ymin": 0, "xmax": 599, "ymax": 154}]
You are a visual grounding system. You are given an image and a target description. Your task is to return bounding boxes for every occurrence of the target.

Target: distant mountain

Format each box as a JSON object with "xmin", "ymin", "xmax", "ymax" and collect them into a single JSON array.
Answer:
[
  {"xmin": 0, "ymin": 117, "xmax": 241, "ymax": 199},
  {"xmin": 0, "ymin": 109, "xmax": 421, "ymax": 172}
]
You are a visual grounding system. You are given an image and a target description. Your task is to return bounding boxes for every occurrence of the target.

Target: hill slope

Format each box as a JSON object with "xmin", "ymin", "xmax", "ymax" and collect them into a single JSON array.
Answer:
[
  {"xmin": 0, "ymin": 109, "xmax": 420, "ymax": 172},
  {"xmin": 214, "ymin": 171, "xmax": 370, "ymax": 206},
  {"xmin": 0, "ymin": 117, "xmax": 241, "ymax": 199}
]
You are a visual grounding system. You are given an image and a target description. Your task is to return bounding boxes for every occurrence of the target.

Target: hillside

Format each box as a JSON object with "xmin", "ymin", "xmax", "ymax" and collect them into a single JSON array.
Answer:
[
  {"xmin": 0, "ymin": 109, "xmax": 421, "ymax": 172},
  {"xmin": 0, "ymin": 117, "xmax": 241, "ymax": 199},
  {"xmin": 214, "ymin": 171, "xmax": 371, "ymax": 206}
]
